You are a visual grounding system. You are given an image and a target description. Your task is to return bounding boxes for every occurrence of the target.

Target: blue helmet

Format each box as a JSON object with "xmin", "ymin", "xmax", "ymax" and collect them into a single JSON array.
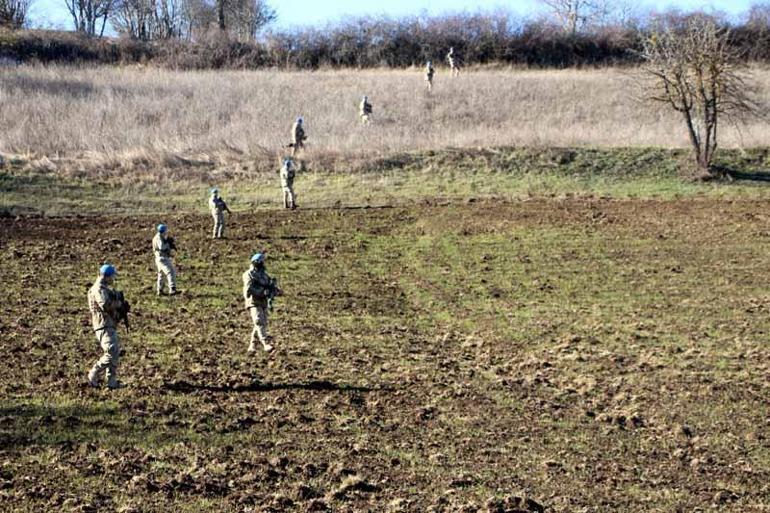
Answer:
[
  {"xmin": 157, "ymin": 224, "xmax": 167, "ymax": 233},
  {"xmin": 100, "ymin": 264, "xmax": 117, "ymax": 277},
  {"xmin": 251, "ymin": 252, "xmax": 265, "ymax": 264},
  {"xmin": 296, "ymin": 116, "xmax": 303, "ymax": 124},
  {"xmin": 210, "ymin": 187, "xmax": 219, "ymax": 195}
]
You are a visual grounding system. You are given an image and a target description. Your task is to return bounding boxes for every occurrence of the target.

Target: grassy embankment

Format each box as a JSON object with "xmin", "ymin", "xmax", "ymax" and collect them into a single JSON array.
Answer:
[{"xmin": 4, "ymin": 146, "xmax": 770, "ymax": 216}]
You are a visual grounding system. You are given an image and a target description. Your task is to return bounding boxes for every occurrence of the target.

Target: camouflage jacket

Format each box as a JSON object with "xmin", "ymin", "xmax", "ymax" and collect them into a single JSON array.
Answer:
[
  {"xmin": 209, "ymin": 196, "xmax": 228, "ymax": 214},
  {"xmin": 152, "ymin": 233, "xmax": 172, "ymax": 259},
  {"xmin": 280, "ymin": 163, "xmax": 295, "ymax": 188},
  {"xmin": 292, "ymin": 122, "xmax": 306, "ymax": 144},
  {"xmin": 88, "ymin": 277, "xmax": 121, "ymax": 331},
  {"xmin": 243, "ymin": 266, "xmax": 275, "ymax": 309}
]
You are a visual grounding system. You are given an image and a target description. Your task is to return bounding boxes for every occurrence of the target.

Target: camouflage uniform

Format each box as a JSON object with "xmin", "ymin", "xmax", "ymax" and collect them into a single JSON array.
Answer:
[
  {"xmin": 280, "ymin": 160, "xmax": 296, "ymax": 209},
  {"xmin": 87, "ymin": 276, "xmax": 123, "ymax": 388},
  {"xmin": 359, "ymin": 96, "xmax": 373, "ymax": 124},
  {"xmin": 243, "ymin": 264, "xmax": 277, "ymax": 352},
  {"xmin": 152, "ymin": 232, "xmax": 177, "ymax": 294},
  {"xmin": 425, "ymin": 62, "xmax": 435, "ymax": 91},
  {"xmin": 291, "ymin": 120, "xmax": 306, "ymax": 156},
  {"xmin": 208, "ymin": 194, "xmax": 230, "ymax": 239},
  {"xmin": 447, "ymin": 47, "xmax": 461, "ymax": 77}
]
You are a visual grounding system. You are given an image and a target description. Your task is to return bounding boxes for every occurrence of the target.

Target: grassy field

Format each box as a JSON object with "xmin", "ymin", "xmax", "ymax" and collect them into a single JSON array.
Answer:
[
  {"xmin": 1, "ymin": 175, "xmax": 770, "ymax": 511},
  {"xmin": 5, "ymin": 146, "xmax": 770, "ymax": 218},
  {"xmin": 2, "ymin": 63, "xmax": 770, "ymax": 511},
  {"xmin": 2, "ymin": 66, "xmax": 770, "ymax": 175}
]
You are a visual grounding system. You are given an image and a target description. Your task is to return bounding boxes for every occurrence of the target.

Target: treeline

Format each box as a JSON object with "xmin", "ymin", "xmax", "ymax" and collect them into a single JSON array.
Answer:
[{"xmin": 4, "ymin": 9, "xmax": 770, "ymax": 69}]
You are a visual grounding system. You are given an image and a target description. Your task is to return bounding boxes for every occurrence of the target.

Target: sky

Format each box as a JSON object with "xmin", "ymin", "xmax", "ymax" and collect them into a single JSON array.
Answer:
[{"xmin": 29, "ymin": 0, "xmax": 757, "ymax": 32}]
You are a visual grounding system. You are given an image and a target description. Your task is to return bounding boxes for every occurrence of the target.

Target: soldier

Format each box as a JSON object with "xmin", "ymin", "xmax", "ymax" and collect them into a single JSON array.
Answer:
[
  {"xmin": 280, "ymin": 158, "xmax": 297, "ymax": 209},
  {"xmin": 447, "ymin": 47, "xmax": 461, "ymax": 77},
  {"xmin": 359, "ymin": 95, "xmax": 373, "ymax": 124},
  {"xmin": 152, "ymin": 223, "xmax": 178, "ymax": 296},
  {"xmin": 425, "ymin": 61, "xmax": 435, "ymax": 91},
  {"xmin": 290, "ymin": 117, "xmax": 307, "ymax": 157},
  {"xmin": 87, "ymin": 264, "xmax": 127, "ymax": 389},
  {"xmin": 208, "ymin": 188, "xmax": 232, "ymax": 239},
  {"xmin": 243, "ymin": 252, "xmax": 282, "ymax": 353}
]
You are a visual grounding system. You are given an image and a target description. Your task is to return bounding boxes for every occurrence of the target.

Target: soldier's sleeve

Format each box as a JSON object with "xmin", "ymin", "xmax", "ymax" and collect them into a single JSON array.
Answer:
[
  {"xmin": 243, "ymin": 273, "xmax": 252, "ymax": 300},
  {"xmin": 100, "ymin": 288, "xmax": 121, "ymax": 317}
]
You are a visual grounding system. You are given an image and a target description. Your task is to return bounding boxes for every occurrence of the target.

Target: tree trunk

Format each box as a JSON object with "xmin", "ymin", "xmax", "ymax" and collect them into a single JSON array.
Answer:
[{"xmin": 217, "ymin": 0, "xmax": 225, "ymax": 31}]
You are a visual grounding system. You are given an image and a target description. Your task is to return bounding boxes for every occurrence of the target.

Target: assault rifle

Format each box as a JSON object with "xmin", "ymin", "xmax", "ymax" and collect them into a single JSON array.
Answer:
[
  {"xmin": 115, "ymin": 291, "xmax": 131, "ymax": 331},
  {"xmin": 167, "ymin": 236, "xmax": 178, "ymax": 252},
  {"xmin": 266, "ymin": 279, "xmax": 282, "ymax": 312}
]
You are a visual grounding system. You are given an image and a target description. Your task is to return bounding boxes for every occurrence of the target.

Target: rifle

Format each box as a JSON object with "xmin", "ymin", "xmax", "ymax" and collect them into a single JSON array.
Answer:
[
  {"xmin": 115, "ymin": 291, "xmax": 131, "ymax": 332},
  {"xmin": 167, "ymin": 236, "xmax": 178, "ymax": 252},
  {"xmin": 266, "ymin": 278, "xmax": 282, "ymax": 312}
]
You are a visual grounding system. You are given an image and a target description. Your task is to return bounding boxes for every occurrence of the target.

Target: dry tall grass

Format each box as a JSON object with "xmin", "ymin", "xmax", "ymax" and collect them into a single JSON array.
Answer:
[{"xmin": 1, "ymin": 65, "xmax": 769, "ymax": 170}]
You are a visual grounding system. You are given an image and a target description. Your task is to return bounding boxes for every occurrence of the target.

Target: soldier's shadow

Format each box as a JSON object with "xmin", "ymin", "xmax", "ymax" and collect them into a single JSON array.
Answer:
[{"xmin": 162, "ymin": 379, "xmax": 387, "ymax": 394}]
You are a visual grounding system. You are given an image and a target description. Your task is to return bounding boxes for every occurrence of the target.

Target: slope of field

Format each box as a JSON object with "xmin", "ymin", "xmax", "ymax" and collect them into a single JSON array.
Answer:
[
  {"xmin": 2, "ymin": 66, "xmax": 770, "ymax": 168},
  {"xmin": 1, "ymin": 198, "xmax": 768, "ymax": 512},
  {"xmin": 5, "ymin": 146, "xmax": 770, "ymax": 218}
]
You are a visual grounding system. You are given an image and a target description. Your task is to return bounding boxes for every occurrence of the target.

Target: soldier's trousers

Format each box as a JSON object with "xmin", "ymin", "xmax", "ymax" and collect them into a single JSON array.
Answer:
[
  {"xmin": 283, "ymin": 185, "xmax": 296, "ymax": 209},
  {"xmin": 360, "ymin": 114, "xmax": 371, "ymax": 125},
  {"xmin": 90, "ymin": 327, "xmax": 120, "ymax": 387},
  {"xmin": 212, "ymin": 211, "xmax": 225, "ymax": 238},
  {"xmin": 249, "ymin": 306, "xmax": 271, "ymax": 348},
  {"xmin": 156, "ymin": 257, "xmax": 177, "ymax": 293}
]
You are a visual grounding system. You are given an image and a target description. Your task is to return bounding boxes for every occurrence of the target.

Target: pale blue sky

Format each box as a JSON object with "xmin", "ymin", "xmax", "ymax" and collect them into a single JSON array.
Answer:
[{"xmin": 29, "ymin": 0, "xmax": 756, "ymax": 31}]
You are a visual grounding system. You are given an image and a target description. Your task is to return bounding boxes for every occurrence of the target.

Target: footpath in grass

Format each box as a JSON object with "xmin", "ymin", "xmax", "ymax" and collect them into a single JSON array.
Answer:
[{"xmin": 0, "ymin": 198, "xmax": 768, "ymax": 511}]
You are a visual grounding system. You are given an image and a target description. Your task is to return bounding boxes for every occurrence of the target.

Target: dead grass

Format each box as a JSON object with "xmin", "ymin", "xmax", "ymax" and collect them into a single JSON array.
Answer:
[{"xmin": 2, "ymin": 65, "xmax": 770, "ymax": 174}]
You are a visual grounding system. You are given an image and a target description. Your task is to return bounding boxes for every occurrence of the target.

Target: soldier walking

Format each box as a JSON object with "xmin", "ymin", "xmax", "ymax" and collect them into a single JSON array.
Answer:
[
  {"xmin": 359, "ymin": 95, "xmax": 373, "ymax": 124},
  {"xmin": 280, "ymin": 158, "xmax": 297, "ymax": 209},
  {"xmin": 447, "ymin": 47, "xmax": 461, "ymax": 77},
  {"xmin": 87, "ymin": 264, "xmax": 128, "ymax": 389},
  {"xmin": 208, "ymin": 188, "xmax": 232, "ymax": 239},
  {"xmin": 243, "ymin": 252, "xmax": 282, "ymax": 353},
  {"xmin": 425, "ymin": 61, "xmax": 435, "ymax": 91},
  {"xmin": 290, "ymin": 117, "xmax": 307, "ymax": 157},
  {"xmin": 152, "ymin": 223, "xmax": 178, "ymax": 296}
]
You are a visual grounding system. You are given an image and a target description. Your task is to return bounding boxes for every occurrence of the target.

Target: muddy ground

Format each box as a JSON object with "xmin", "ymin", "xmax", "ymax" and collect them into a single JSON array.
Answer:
[{"xmin": 0, "ymin": 198, "xmax": 769, "ymax": 512}]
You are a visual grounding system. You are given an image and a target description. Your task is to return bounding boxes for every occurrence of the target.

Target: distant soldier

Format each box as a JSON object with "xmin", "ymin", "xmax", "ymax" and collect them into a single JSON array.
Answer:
[
  {"xmin": 359, "ymin": 95, "xmax": 373, "ymax": 124},
  {"xmin": 447, "ymin": 47, "xmax": 461, "ymax": 77},
  {"xmin": 152, "ymin": 223, "xmax": 178, "ymax": 296},
  {"xmin": 290, "ymin": 117, "xmax": 307, "ymax": 156},
  {"xmin": 87, "ymin": 264, "xmax": 128, "ymax": 389},
  {"xmin": 243, "ymin": 252, "xmax": 283, "ymax": 353},
  {"xmin": 280, "ymin": 158, "xmax": 297, "ymax": 209},
  {"xmin": 425, "ymin": 61, "xmax": 435, "ymax": 91},
  {"xmin": 208, "ymin": 188, "xmax": 232, "ymax": 239}
]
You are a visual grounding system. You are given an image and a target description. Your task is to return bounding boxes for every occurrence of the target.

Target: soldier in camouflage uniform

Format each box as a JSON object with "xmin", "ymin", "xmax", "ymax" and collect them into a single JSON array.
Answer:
[
  {"xmin": 425, "ymin": 61, "xmax": 435, "ymax": 91},
  {"xmin": 243, "ymin": 252, "xmax": 282, "ymax": 353},
  {"xmin": 359, "ymin": 95, "xmax": 373, "ymax": 124},
  {"xmin": 87, "ymin": 264, "xmax": 126, "ymax": 389},
  {"xmin": 447, "ymin": 47, "xmax": 461, "ymax": 77},
  {"xmin": 208, "ymin": 188, "xmax": 232, "ymax": 239},
  {"xmin": 152, "ymin": 223, "xmax": 178, "ymax": 295},
  {"xmin": 280, "ymin": 158, "xmax": 297, "ymax": 209},
  {"xmin": 290, "ymin": 117, "xmax": 306, "ymax": 157}
]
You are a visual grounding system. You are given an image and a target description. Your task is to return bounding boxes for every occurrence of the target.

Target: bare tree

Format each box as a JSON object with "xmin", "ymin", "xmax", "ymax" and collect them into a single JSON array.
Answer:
[
  {"xmin": 639, "ymin": 15, "xmax": 759, "ymax": 176},
  {"xmin": 65, "ymin": 0, "xmax": 117, "ymax": 36},
  {"xmin": 538, "ymin": 0, "xmax": 609, "ymax": 34},
  {"xmin": 112, "ymin": 0, "xmax": 183, "ymax": 40},
  {"xmin": 0, "ymin": 0, "xmax": 31, "ymax": 28},
  {"xmin": 215, "ymin": 0, "xmax": 275, "ymax": 40}
]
